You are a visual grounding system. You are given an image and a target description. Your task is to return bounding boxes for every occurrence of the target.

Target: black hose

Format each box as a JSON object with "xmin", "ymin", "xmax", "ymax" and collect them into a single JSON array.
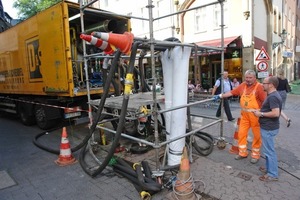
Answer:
[
  {"xmin": 115, "ymin": 159, "xmax": 160, "ymax": 186},
  {"xmin": 195, "ymin": 131, "xmax": 214, "ymax": 144},
  {"xmin": 113, "ymin": 168, "xmax": 157, "ymax": 197},
  {"xmin": 33, "ymin": 52, "xmax": 122, "ymax": 155},
  {"xmin": 135, "ymin": 164, "xmax": 162, "ymax": 192},
  {"xmin": 116, "ymin": 157, "xmax": 133, "ymax": 169},
  {"xmin": 112, "ymin": 163, "xmax": 161, "ymax": 191},
  {"xmin": 86, "ymin": 42, "xmax": 141, "ymax": 177},
  {"xmin": 141, "ymin": 160, "xmax": 152, "ymax": 179},
  {"xmin": 32, "ymin": 127, "xmax": 63, "ymax": 154},
  {"xmin": 131, "ymin": 183, "xmax": 152, "ymax": 200},
  {"xmin": 137, "ymin": 50, "xmax": 148, "ymax": 93},
  {"xmin": 114, "ymin": 168, "xmax": 139, "ymax": 183},
  {"xmin": 78, "ymin": 50, "xmax": 122, "ymax": 176},
  {"xmin": 192, "ymin": 131, "xmax": 214, "ymax": 156},
  {"xmin": 89, "ymin": 50, "xmax": 122, "ymax": 133},
  {"xmin": 33, "ymin": 123, "xmax": 103, "ymax": 155},
  {"xmin": 133, "ymin": 66, "xmax": 151, "ymax": 92}
]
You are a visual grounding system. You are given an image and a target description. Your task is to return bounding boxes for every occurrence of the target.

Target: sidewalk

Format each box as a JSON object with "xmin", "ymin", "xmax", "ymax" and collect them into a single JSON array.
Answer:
[
  {"xmin": 0, "ymin": 93, "xmax": 299, "ymax": 200},
  {"xmin": 182, "ymin": 93, "xmax": 300, "ymax": 199}
]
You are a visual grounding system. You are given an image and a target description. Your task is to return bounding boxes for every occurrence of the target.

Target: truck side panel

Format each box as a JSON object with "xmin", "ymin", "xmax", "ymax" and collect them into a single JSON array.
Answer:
[
  {"xmin": 0, "ymin": 3, "xmax": 70, "ymax": 95},
  {"xmin": 38, "ymin": 3, "xmax": 70, "ymax": 93},
  {"xmin": 0, "ymin": 1, "xmax": 132, "ymax": 129}
]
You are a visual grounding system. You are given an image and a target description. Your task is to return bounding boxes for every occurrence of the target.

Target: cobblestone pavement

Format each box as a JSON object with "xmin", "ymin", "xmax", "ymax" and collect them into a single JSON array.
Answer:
[
  {"xmin": 181, "ymin": 93, "xmax": 300, "ymax": 200},
  {"xmin": 0, "ymin": 93, "xmax": 299, "ymax": 200}
]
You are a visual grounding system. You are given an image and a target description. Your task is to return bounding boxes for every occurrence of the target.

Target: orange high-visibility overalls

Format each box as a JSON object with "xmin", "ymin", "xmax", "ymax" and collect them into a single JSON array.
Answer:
[{"xmin": 238, "ymin": 83, "xmax": 261, "ymax": 159}]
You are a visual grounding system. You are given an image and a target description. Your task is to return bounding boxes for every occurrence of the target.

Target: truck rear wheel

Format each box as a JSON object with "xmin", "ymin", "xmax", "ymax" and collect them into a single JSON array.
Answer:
[
  {"xmin": 18, "ymin": 103, "xmax": 36, "ymax": 126},
  {"xmin": 34, "ymin": 105, "xmax": 57, "ymax": 130}
]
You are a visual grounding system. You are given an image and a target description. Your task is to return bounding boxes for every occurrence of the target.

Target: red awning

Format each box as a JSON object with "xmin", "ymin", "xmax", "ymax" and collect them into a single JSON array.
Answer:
[{"xmin": 196, "ymin": 36, "xmax": 240, "ymax": 48}]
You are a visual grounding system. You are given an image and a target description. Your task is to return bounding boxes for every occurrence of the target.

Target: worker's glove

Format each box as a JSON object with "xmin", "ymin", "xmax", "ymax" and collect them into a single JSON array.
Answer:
[{"xmin": 213, "ymin": 94, "xmax": 222, "ymax": 101}]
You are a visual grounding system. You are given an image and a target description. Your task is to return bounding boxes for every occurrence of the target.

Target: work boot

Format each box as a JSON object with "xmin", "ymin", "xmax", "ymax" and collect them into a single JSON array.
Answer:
[
  {"xmin": 250, "ymin": 158, "xmax": 259, "ymax": 164},
  {"xmin": 235, "ymin": 155, "xmax": 247, "ymax": 160}
]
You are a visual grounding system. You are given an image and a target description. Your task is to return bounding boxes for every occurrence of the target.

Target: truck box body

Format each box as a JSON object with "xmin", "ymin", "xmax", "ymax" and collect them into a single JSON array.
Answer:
[
  {"xmin": 0, "ymin": 1, "xmax": 130, "ymax": 129},
  {"xmin": 0, "ymin": 1, "xmax": 129, "ymax": 96}
]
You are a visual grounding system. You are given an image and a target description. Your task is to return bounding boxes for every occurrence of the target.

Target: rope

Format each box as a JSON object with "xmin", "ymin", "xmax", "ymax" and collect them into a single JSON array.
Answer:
[
  {"xmin": 2, "ymin": 96, "xmax": 89, "ymax": 112},
  {"xmin": 172, "ymin": 174, "xmax": 200, "ymax": 200}
]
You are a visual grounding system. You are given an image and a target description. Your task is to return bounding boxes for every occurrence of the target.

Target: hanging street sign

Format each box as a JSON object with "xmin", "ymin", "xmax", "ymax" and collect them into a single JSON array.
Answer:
[
  {"xmin": 255, "ymin": 46, "xmax": 270, "ymax": 61},
  {"xmin": 256, "ymin": 61, "xmax": 268, "ymax": 72},
  {"xmin": 283, "ymin": 51, "xmax": 293, "ymax": 58}
]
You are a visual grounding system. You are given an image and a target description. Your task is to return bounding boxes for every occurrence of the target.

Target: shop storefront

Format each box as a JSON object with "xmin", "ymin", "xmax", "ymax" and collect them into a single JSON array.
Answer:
[
  {"xmin": 189, "ymin": 36, "xmax": 243, "ymax": 90},
  {"xmin": 142, "ymin": 36, "xmax": 243, "ymax": 91}
]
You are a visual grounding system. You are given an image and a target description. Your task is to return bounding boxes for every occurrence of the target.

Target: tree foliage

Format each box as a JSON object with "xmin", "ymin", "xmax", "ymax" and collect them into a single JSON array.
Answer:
[{"xmin": 13, "ymin": 0, "xmax": 61, "ymax": 20}]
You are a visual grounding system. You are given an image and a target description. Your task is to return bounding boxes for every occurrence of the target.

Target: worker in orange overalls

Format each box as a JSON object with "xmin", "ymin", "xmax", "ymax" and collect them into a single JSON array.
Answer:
[{"xmin": 214, "ymin": 69, "xmax": 266, "ymax": 164}]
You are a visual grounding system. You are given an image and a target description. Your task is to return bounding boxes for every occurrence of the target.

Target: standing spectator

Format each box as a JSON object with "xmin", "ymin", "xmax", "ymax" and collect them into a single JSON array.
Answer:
[
  {"xmin": 276, "ymin": 69, "xmax": 291, "ymax": 127},
  {"xmin": 253, "ymin": 76, "xmax": 282, "ymax": 182},
  {"xmin": 232, "ymin": 78, "xmax": 240, "ymax": 89},
  {"xmin": 188, "ymin": 79, "xmax": 195, "ymax": 92},
  {"xmin": 214, "ymin": 69, "xmax": 266, "ymax": 163},
  {"xmin": 212, "ymin": 71, "xmax": 235, "ymax": 121},
  {"xmin": 231, "ymin": 78, "xmax": 240, "ymax": 101}
]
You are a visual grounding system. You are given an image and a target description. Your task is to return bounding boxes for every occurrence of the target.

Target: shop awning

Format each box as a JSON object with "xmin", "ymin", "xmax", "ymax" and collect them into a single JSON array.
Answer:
[{"xmin": 196, "ymin": 36, "xmax": 240, "ymax": 48}]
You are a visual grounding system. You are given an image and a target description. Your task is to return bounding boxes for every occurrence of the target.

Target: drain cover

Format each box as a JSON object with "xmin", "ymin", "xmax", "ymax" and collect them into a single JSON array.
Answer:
[{"xmin": 237, "ymin": 172, "xmax": 252, "ymax": 181}]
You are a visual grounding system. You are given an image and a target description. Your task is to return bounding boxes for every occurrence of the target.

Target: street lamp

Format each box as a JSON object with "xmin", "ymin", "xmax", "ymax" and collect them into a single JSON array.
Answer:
[{"xmin": 272, "ymin": 29, "xmax": 287, "ymax": 50}]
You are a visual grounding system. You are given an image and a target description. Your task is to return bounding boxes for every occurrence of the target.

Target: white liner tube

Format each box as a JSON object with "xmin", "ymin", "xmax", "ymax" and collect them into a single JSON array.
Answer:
[
  {"xmin": 161, "ymin": 46, "xmax": 191, "ymax": 166},
  {"xmin": 160, "ymin": 49, "xmax": 173, "ymax": 141}
]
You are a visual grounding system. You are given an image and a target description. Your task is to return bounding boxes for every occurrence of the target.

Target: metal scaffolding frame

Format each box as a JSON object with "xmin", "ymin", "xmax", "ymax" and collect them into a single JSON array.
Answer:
[{"xmin": 78, "ymin": 0, "xmax": 227, "ymax": 174}]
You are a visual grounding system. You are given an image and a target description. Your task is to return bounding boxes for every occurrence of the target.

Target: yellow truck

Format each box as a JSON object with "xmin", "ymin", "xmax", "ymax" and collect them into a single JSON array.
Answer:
[{"xmin": 0, "ymin": 1, "xmax": 130, "ymax": 129}]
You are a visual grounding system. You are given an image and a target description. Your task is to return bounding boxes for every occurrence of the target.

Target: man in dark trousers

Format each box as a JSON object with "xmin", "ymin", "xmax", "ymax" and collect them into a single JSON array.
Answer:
[{"xmin": 212, "ymin": 71, "xmax": 235, "ymax": 121}]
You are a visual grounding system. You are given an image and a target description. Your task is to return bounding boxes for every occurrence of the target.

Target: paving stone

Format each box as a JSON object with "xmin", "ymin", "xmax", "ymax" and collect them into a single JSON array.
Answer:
[{"xmin": 1, "ymin": 94, "xmax": 300, "ymax": 200}]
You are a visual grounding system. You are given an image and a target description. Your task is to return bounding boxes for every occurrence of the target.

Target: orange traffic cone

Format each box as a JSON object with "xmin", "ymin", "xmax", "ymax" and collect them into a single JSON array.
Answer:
[
  {"xmin": 229, "ymin": 117, "xmax": 240, "ymax": 154},
  {"xmin": 92, "ymin": 31, "xmax": 134, "ymax": 55},
  {"xmin": 80, "ymin": 34, "xmax": 114, "ymax": 55},
  {"xmin": 173, "ymin": 146, "xmax": 198, "ymax": 200},
  {"xmin": 55, "ymin": 127, "xmax": 76, "ymax": 166}
]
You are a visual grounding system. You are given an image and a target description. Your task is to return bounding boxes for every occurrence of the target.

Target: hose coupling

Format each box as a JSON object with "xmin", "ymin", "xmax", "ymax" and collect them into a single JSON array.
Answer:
[{"xmin": 124, "ymin": 73, "xmax": 134, "ymax": 95}]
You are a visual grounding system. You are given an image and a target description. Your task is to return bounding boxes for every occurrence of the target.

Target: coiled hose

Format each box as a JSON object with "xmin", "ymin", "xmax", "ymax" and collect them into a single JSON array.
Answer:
[
  {"xmin": 33, "ymin": 51, "xmax": 121, "ymax": 157},
  {"xmin": 112, "ymin": 158, "xmax": 162, "ymax": 194},
  {"xmin": 79, "ymin": 42, "xmax": 141, "ymax": 177},
  {"xmin": 191, "ymin": 131, "xmax": 214, "ymax": 156}
]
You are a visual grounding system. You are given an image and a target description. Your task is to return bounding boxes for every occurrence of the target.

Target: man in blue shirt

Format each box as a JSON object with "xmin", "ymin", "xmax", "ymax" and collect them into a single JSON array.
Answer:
[
  {"xmin": 253, "ymin": 76, "xmax": 282, "ymax": 182},
  {"xmin": 212, "ymin": 71, "xmax": 234, "ymax": 121}
]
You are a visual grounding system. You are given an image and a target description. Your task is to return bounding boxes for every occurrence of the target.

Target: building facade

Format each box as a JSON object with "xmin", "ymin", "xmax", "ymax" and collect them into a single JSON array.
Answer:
[
  {"xmin": 278, "ymin": 0, "xmax": 296, "ymax": 82},
  {"xmin": 295, "ymin": 0, "xmax": 300, "ymax": 79},
  {"xmin": 78, "ymin": 0, "xmax": 298, "ymax": 88}
]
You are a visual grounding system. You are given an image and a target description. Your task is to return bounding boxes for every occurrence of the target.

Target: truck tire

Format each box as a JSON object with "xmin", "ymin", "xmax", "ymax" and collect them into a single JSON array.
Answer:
[
  {"xmin": 18, "ymin": 103, "xmax": 36, "ymax": 126},
  {"xmin": 34, "ymin": 105, "xmax": 57, "ymax": 130}
]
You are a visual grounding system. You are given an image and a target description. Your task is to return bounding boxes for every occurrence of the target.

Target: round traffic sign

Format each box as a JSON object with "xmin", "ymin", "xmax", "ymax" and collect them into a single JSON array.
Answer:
[{"xmin": 256, "ymin": 61, "xmax": 268, "ymax": 72}]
